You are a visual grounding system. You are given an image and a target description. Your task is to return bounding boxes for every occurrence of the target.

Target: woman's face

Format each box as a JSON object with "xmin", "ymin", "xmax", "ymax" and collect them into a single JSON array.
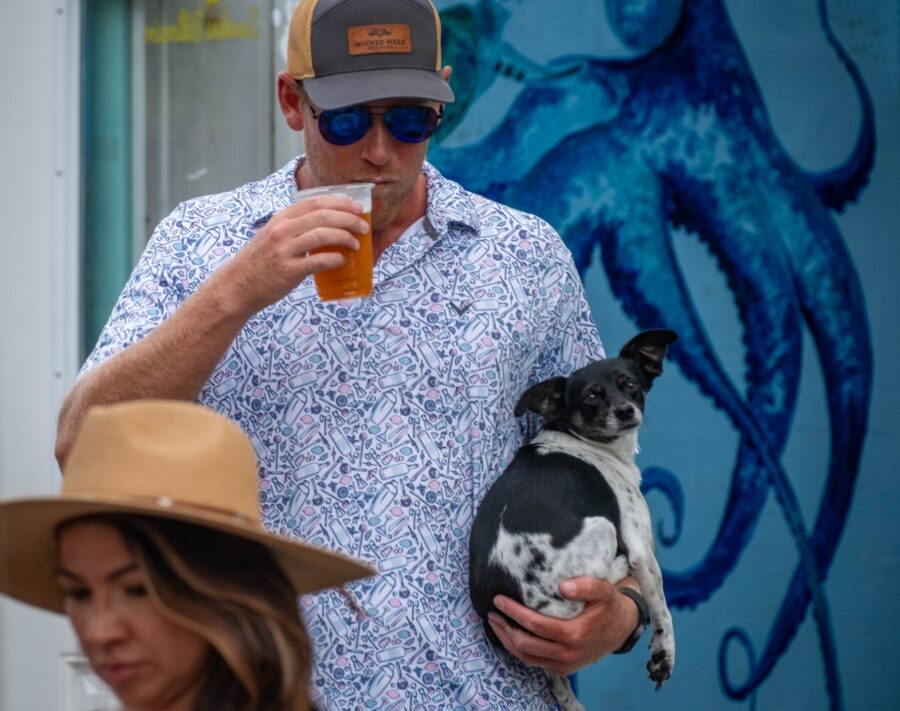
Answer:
[{"xmin": 56, "ymin": 520, "xmax": 211, "ymax": 711}]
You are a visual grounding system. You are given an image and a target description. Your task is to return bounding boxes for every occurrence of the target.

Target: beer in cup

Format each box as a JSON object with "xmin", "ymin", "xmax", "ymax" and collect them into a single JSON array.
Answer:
[{"xmin": 294, "ymin": 182, "xmax": 374, "ymax": 300}]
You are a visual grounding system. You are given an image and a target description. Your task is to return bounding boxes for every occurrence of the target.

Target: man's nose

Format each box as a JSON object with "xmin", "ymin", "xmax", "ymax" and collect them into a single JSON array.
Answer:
[{"xmin": 360, "ymin": 117, "xmax": 392, "ymax": 165}]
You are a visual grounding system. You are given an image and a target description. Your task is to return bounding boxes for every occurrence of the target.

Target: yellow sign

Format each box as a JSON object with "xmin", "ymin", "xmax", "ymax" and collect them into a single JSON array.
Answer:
[{"xmin": 145, "ymin": 4, "xmax": 260, "ymax": 45}]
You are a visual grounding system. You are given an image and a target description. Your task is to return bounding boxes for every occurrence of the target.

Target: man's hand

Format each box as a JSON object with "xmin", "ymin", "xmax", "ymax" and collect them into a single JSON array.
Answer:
[
  {"xmin": 213, "ymin": 193, "xmax": 368, "ymax": 318},
  {"xmin": 487, "ymin": 576, "xmax": 640, "ymax": 676}
]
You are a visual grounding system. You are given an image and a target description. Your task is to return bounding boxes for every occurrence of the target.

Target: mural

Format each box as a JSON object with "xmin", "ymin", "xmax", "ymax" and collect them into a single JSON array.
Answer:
[{"xmin": 430, "ymin": 0, "xmax": 875, "ymax": 708}]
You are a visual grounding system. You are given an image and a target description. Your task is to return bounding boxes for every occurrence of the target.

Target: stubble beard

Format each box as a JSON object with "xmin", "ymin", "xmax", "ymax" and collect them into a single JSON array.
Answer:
[
  {"xmin": 370, "ymin": 179, "xmax": 416, "ymax": 231},
  {"xmin": 299, "ymin": 131, "xmax": 427, "ymax": 234}
]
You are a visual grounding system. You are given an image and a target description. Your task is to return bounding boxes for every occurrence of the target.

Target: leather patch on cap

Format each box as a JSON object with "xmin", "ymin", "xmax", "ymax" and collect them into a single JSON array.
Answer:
[{"xmin": 347, "ymin": 24, "xmax": 412, "ymax": 55}]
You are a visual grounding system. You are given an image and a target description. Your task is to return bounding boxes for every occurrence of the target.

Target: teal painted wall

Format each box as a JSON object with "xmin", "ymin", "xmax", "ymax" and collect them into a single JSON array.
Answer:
[{"xmin": 82, "ymin": 0, "xmax": 133, "ymax": 357}]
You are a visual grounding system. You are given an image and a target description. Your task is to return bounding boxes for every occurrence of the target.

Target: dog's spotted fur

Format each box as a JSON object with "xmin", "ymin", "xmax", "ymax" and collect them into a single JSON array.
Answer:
[{"xmin": 469, "ymin": 330, "xmax": 677, "ymax": 709}]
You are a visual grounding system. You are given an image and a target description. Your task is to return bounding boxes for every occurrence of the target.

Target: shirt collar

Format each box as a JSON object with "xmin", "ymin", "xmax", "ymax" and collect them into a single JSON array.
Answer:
[
  {"xmin": 246, "ymin": 157, "xmax": 482, "ymax": 238},
  {"xmin": 248, "ymin": 156, "xmax": 302, "ymax": 226},
  {"xmin": 422, "ymin": 162, "xmax": 480, "ymax": 238}
]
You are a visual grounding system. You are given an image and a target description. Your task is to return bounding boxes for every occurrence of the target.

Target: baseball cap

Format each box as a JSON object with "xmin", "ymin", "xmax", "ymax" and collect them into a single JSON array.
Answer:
[{"xmin": 287, "ymin": 0, "xmax": 455, "ymax": 110}]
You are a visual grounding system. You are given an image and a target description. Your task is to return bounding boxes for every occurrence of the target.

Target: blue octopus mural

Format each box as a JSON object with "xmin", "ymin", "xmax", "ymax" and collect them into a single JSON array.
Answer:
[{"xmin": 430, "ymin": 0, "xmax": 875, "ymax": 708}]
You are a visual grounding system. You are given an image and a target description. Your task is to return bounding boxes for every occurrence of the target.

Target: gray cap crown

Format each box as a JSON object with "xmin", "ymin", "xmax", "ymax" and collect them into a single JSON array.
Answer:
[{"xmin": 288, "ymin": 0, "xmax": 455, "ymax": 109}]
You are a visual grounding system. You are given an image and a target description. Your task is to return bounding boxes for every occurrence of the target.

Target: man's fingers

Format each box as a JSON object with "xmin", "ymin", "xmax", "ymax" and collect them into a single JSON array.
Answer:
[
  {"xmin": 274, "ymin": 210, "xmax": 368, "ymax": 241},
  {"xmin": 290, "ymin": 193, "xmax": 364, "ymax": 216},
  {"xmin": 296, "ymin": 251, "xmax": 347, "ymax": 274},
  {"xmin": 260, "ymin": 216, "xmax": 364, "ymax": 258},
  {"xmin": 487, "ymin": 614, "xmax": 576, "ymax": 675},
  {"xmin": 293, "ymin": 206, "xmax": 369, "ymax": 235},
  {"xmin": 558, "ymin": 576, "xmax": 618, "ymax": 602},
  {"xmin": 488, "ymin": 614, "xmax": 555, "ymax": 658},
  {"xmin": 295, "ymin": 226, "xmax": 362, "ymax": 255},
  {"xmin": 493, "ymin": 596, "xmax": 565, "ymax": 640}
]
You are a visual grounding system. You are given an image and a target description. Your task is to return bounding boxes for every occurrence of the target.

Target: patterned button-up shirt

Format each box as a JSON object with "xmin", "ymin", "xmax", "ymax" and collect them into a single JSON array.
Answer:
[{"xmin": 84, "ymin": 158, "xmax": 605, "ymax": 709}]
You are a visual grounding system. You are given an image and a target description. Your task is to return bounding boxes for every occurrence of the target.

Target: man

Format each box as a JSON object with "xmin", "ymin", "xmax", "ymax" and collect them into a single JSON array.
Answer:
[{"xmin": 56, "ymin": 0, "xmax": 644, "ymax": 707}]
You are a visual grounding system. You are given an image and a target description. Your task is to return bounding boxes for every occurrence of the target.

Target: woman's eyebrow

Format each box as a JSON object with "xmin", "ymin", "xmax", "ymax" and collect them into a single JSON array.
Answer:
[{"xmin": 54, "ymin": 563, "xmax": 139, "ymax": 582}]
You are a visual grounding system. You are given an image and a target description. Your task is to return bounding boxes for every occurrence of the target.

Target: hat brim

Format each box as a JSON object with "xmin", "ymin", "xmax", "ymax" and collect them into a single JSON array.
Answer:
[
  {"xmin": 303, "ymin": 68, "xmax": 455, "ymax": 110},
  {"xmin": 0, "ymin": 496, "xmax": 374, "ymax": 614}
]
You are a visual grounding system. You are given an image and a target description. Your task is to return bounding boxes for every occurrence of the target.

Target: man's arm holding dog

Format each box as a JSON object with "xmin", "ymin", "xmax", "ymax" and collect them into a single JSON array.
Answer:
[{"xmin": 487, "ymin": 576, "xmax": 642, "ymax": 675}]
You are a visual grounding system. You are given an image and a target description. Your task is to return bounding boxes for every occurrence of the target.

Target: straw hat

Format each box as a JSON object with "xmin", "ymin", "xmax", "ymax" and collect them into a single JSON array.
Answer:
[{"xmin": 0, "ymin": 400, "xmax": 374, "ymax": 613}]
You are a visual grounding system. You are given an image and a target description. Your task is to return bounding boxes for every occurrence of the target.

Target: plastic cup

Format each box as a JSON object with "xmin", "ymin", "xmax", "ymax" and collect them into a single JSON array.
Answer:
[{"xmin": 294, "ymin": 182, "xmax": 374, "ymax": 301}]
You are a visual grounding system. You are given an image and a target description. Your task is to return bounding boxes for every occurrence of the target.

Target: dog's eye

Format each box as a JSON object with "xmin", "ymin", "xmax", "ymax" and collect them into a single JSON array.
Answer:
[
  {"xmin": 583, "ymin": 389, "xmax": 603, "ymax": 404},
  {"xmin": 619, "ymin": 378, "xmax": 639, "ymax": 393}
]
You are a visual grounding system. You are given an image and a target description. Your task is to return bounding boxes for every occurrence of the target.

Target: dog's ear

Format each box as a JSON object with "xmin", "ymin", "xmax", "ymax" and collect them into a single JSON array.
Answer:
[
  {"xmin": 619, "ymin": 329, "xmax": 678, "ymax": 383},
  {"xmin": 514, "ymin": 377, "xmax": 567, "ymax": 419}
]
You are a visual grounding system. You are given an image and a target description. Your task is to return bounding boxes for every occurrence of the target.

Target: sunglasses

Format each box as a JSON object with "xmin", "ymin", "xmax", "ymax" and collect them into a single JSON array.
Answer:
[{"xmin": 310, "ymin": 104, "xmax": 443, "ymax": 146}]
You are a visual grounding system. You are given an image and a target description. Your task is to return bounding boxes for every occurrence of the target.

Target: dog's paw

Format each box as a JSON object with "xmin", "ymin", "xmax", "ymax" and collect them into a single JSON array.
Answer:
[{"xmin": 647, "ymin": 648, "xmax": 673, "ymax": 690}]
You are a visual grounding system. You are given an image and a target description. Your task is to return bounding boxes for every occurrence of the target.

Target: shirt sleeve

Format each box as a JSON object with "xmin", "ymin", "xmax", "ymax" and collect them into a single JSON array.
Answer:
[
  {"xmin": 529, "ymin": 215, "xmax": 605, "ymax": 383},
  {"xmin": 80, "ymin": 202, "xmax": 194, "ymax": 375},
  {"xmin": 518, "ymin": 217, "xmax": 605, "ymax": 438}
]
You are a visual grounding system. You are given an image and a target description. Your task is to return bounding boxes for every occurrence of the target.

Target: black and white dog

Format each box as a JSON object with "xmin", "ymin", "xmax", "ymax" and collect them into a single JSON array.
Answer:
[{"xmin": 469, "ymin": 329, "xmax": 677, "ymax": 708}]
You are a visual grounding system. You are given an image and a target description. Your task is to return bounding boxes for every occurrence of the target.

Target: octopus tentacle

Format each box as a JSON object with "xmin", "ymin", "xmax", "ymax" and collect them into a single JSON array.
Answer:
[
  {"xmin": 640, "ymin": 466, "xmax": 684, "ymax": 547},
  {"xmin": 806, "ymin": 0, "xmax": 876, "ymax": 211},
  {"xmin": 428, "ymin": 58, "xmax": 626, "ymax": 189},
  {"xmin": 722, "ymin": 174, "xmax": 872, "ymax": 705}
]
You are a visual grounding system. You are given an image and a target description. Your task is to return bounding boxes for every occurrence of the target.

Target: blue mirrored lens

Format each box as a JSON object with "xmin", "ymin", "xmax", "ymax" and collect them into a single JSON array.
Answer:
[
  {"xmin": 319, "ymin": 107, "xmax": 372, "ymax": 145},
  {"xmin": 317, "ymin": 106, "xmax": 440, "ymax": 145},
  {"xmin": 383, "ymin": 106, "xmax": 440, "ymax": 143}
]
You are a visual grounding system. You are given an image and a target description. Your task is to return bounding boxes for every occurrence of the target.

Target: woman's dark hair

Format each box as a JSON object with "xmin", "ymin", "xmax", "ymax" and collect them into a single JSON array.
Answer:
[{"xmin": 64, "ymin": 514, "xmax": 314, "ymax": 711}]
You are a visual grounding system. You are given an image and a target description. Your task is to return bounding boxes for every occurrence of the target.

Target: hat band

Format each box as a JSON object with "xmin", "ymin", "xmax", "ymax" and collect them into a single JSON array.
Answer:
[{"xmin": 104, "ymin": 494, "xmax": 260, "ymax": 527}]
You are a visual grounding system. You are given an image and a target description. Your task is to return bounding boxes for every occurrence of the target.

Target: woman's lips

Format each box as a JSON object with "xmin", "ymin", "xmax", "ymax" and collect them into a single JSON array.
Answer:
[{"xmin": 97, "ymin": 661, "xmax": 143, "ymax": 687}]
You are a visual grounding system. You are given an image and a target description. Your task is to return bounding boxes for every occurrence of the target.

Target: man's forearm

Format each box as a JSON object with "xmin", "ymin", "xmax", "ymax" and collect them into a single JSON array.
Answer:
[{"xmin": 55, "ymin": 274, "xmax": 252, "ymax": 468}]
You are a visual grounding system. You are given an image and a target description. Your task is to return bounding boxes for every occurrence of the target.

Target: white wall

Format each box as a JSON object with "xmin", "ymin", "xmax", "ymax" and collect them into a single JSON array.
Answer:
[{"xmin": 0, "ymin": 1, "xmax": 81, "ymax": 709}]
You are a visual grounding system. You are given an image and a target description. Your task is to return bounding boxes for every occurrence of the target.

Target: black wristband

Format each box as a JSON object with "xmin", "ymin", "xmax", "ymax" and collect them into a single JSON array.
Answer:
[{"xmin": 613, "ymin": 587, "xmax": 650, "ymax": 654}]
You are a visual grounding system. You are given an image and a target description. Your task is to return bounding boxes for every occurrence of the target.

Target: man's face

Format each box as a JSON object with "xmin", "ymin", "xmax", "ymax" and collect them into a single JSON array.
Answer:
[{"xmin": 299, "ymin": 98, "xmax": 437, "ymax": 231}]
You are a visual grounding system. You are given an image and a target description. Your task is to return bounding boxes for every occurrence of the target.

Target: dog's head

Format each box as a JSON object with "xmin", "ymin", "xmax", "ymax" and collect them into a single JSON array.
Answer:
[{"xmin": 515, "ymin": 329, "xmax": 677, "ymax": 443}]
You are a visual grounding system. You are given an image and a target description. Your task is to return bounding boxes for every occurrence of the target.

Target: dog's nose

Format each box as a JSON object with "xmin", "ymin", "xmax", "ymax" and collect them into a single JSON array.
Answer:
[{"xmin": 614, "ymin": 403, "xmax": 635, "ymax": 421}]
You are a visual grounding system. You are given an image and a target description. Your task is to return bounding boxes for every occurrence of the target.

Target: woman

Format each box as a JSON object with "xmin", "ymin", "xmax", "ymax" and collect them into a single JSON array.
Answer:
[{"xmin": 0, "ymin": 400, "xmax": 373, "ymax": 710}]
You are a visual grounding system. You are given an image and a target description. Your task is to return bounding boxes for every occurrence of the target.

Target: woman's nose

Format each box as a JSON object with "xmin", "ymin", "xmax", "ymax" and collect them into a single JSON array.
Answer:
[{"xmin": 83, "ymin": 601, "xmax": 128, "ymax": 646}]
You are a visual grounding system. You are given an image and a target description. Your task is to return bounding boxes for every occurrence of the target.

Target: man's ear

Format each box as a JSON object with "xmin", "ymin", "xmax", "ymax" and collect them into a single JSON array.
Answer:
[
  {"xmin": 441, "ymin": 65, "xmax": 452, "ymax": 83},
  {"xmin": 277, "ymin": 71, "xmax": 306, "ymax": 131},
  {"xmin": 514, "ymin": 377, "xmax": 566, "ymax": 419}
]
